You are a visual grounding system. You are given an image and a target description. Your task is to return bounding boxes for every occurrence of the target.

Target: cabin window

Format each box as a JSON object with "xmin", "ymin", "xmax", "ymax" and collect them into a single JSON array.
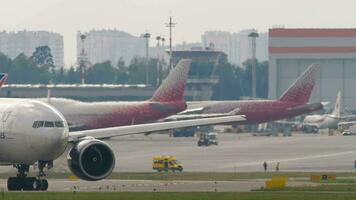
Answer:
[
  {"xmin": 37, "ymin": 121, "xmax": 44, "ymax": 127},
  {"xmin": 32, "ymin": 121, "xmax": 44, "ymax": 128},
  {"xmin": 32, "ymin": 121, "xmax": 39, "ymax": 128},
  {"xmin": 44, "ymin": 121, "xmax": 54, "ymax": 128},
  {"xmin": 33, "ymin": 121, "xmax": 63, "ymax": 128},
  {"xmin": 55, "ymin": 121, "xmax": 64, "ymax": 128}
]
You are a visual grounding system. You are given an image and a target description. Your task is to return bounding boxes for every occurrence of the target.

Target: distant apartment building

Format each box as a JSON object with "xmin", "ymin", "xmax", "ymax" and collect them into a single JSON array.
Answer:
[
  {"xmin": 77, "ymin": 30, "xmax": 146, "ymax": 66},
  {"xmin": 0, "ymin": 31, "xmax": 64, "ymax": 68},
  {"xmin": 201, "ymin": 30, "xmax": 268, "ymax": 66}
]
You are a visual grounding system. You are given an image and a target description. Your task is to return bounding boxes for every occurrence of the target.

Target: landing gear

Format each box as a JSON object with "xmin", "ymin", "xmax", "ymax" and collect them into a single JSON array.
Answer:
[
  {"xmin": 35, "ymin": 161, "xmax": 49, "ymax": 191},
  {"xmin": 7, "ymin": 177, "xmax": 47, "ymax": 191},
  {"xmin": 31, "ymin": 179, "xmax": 48, "ymax": 191},
  {"xmin": 7, "ymin": 161, "xmax": 51, "ymax": 191}
]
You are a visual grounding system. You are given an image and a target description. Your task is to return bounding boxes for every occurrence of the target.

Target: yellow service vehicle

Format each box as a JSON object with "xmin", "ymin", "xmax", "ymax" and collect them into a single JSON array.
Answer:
[{"xmin": 152, "ymin": 156, "xmax": 183, "ymax": 172}]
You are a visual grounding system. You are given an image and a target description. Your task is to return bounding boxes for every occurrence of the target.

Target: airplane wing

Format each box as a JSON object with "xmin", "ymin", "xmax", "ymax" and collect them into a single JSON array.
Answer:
[
  {"xmin": 163, "ymin": 108, "xmax": 241, "ymax": 121},
  {"xmin": 68, "ymin": 115, "xmax": 245, "ymax": 141},
  {"xmin": 340, "ymin": 115, "xmax": 356, "ymax": 121},
  {"xmin": 0, "ymin": 73, "xmax": 8, "ymax": 88},
  {"xmin": 338, "ymin": 121, "xmax": 356, "ymax": 131},
  {"xmin": 273, "ymin": 120, "xmax": 299, "ymax": 126},
  {"xmin": 287, "ymin": 102, "xmax": 324, "ymax": 113},
  {"xmin": 301, "ymin": 122, "xmax": 320, "ymax": 129},
  {"xmin": 178, "ymin": 107, "xmax": 205, "ymax": 115},
  {"xmin": 163, "ymin": 113, "xmax": 234, "ymax": 121},
  {"xmin": 321, "ymin": 101, "xmax": 329, "ymax": 106}
]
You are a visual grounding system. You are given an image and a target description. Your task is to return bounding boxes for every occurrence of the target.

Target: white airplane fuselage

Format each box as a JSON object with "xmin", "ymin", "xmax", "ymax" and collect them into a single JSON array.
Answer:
[
  {"xmin": 303, "ymin": 114, "xmax": 339, "ymax": 129},
  {"xmin": 0, "ymin": 99, "xmax": 68, "ymax": 165}
]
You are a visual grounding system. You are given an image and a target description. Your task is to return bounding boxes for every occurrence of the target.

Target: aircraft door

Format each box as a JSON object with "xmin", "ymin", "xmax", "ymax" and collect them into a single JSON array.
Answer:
[
  {"xmin": 0, "ymin": 111, "xmax": 11, "ymax": 140},
  {"xmin": 0, "ymin": 111, "xmax": 12, "ymax": 161}
]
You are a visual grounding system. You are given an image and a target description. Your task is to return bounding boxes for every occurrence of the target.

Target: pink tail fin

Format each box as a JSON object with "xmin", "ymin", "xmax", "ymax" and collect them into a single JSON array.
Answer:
[
  {"xmin": 0, "ymin": 73, "xmax": 8, "ymax": 88},
  {"xmin": 150, "ymin": 59, "xmax": 191, "ymax": 102},
  {"xmin": 278, "ymin": 63, "xmax": 320, "ymax": 104}
]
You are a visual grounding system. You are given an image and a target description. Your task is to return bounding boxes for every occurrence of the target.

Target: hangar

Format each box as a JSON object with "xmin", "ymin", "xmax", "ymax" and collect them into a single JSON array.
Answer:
[{"xmin": 269, "ymin": 28, "xmax": 356, "ymax": 111}]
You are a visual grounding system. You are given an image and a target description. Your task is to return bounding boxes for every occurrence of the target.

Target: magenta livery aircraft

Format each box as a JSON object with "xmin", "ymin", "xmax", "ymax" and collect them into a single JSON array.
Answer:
[{"xmin": 184, "ymin": 63, "xmax": 323, "ymax": 124}]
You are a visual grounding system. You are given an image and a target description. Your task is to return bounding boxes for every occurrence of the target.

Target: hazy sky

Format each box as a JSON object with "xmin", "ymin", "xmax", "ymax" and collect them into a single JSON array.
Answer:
[{"xmin": 2, "ymin": 0, "xmax": 356, "ymax": 66}]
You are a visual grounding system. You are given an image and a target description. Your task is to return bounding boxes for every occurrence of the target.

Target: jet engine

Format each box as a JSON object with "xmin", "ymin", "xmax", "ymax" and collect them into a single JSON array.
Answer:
[{"xmin": 67, "ymin": 139, "xmax": 115, "ymax": 181}]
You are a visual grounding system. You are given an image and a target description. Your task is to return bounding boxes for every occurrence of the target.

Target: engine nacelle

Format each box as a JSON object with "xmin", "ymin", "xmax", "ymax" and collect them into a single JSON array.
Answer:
[{"xmin": 67, "ymin": 139, "xmax": 115, "ymax": 181}]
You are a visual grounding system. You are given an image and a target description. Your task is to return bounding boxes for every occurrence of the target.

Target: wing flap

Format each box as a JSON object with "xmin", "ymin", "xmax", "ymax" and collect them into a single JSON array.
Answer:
[
  {"xmin": 164, "ymin": 113, "xmax": 233, "ymax": 121},
  {"xmin": 178, "ymin": 107, "xmax": 205, "ymax": 115},
  {"xmin": 164, "ymin": 108, "xmax": 240, "ymax": 121}
]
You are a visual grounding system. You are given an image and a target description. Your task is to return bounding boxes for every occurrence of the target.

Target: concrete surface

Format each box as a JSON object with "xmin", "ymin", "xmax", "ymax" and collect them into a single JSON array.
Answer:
[
  {"xmin": 95, "ymin": 133, "xmax": 356, "ymax": 172},
  {"xmin": 0, "ymin": 132, "xmax": 353, "ymax": 191}
]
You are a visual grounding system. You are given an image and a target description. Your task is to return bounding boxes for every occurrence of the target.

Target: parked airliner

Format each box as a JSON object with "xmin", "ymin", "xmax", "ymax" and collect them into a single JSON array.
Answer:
[
  {"xmin": 303, "ymin": 91, "xmax": 356, "ymax": 130},
  {"xmin": 182, "ymin": 64, "xmax": 323, "ymax": 124}
]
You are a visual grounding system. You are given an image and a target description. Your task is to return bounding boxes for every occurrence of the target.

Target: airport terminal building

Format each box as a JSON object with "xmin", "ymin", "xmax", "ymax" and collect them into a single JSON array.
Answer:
[{"xmin": 269, "ymin": 28, "xmax": 356, "ymax": 111}]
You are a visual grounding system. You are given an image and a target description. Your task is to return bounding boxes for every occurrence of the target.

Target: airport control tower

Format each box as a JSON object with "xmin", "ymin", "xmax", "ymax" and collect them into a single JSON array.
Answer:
[{"xmin": 170, "ymin": 47, "xmax": 224, "ymax": 100}]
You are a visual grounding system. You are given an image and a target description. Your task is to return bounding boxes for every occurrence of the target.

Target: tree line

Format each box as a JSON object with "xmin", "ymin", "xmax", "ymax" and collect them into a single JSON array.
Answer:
[
  {"xmin": 0, "ymin": 46, "xmax": 168, "ymax": 86},
  {"xmin": 212, "ymin": 57, "xmax": 268, "ymax": 100},
  {"xmin": 0, "ymin": 46, "xmax": 268, "ymax": 100}
]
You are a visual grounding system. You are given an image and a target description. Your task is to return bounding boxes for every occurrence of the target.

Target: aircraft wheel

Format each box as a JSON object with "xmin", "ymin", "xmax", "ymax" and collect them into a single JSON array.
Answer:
[
  {"xmin": 32, "ymin": 179, "xmax": 42, "ymax": 191},
  {"xmin": 7, "ymin": 177, "xmax": 22, "ymax": 191},
  {"xmin": 22, "ymin": 177, "xmax": 37, "ymax": 191},
  {"xmin": 40, "ymin": 179, "xmax": 48, "ymax": 191}
]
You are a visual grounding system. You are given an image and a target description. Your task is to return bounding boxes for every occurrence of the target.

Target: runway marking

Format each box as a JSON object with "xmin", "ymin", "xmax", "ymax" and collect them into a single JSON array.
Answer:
[{"xmin": 221, "ymin": 150, "xmax": 356, "ymax": 169}]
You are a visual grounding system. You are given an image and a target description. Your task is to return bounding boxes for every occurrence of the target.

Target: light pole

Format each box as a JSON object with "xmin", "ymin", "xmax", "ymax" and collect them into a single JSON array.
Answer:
[
  {"xmin": 166, "ymin": 16, "xmax": 176, "ymax": 69},
  {"xmin": 79, "ymin": 34, "xmax": 87, "ymax": 85},
  {"xmin": 142, "ymin": 32, "xmax": 151, "ymax": 85},
  {"xmin": 248, "ymin": 31, "xmax": 259, "ymax": 98},
  {"xmin": 155, "ymin": 36, "xmax": 162, "ymax": 86},
  {"xmin": 161, "ymin": 37, "xmax": 165, "ymax": 47},
  {"xmin": 156, "ymin": 36, "xmax": 161, "ymax": 47},
  {"xmin": 158, "ymin": 37, "xmax": 166, "ymax": 86}
]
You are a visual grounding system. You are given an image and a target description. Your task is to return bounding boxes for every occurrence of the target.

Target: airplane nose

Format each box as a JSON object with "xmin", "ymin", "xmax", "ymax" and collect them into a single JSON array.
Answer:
[
  {"xmin": 34, "ymin": 101, "xmax": 69, "ymax": 160},
  {"xmin": 7, "ymin": 100, "xmax": 70, "ymax": 163},
  {"xmin": 52, "ymin": 127, "xmax": 67, "ymax": 142},
  {"xmin": 42, "ymin": 126, "xmax": 68, "ymax": 160}
]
